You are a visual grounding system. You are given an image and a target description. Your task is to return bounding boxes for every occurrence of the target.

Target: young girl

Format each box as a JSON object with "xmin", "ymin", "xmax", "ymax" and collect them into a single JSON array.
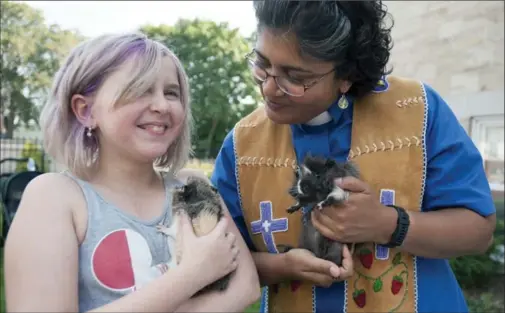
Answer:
[{"xmin": 4, "ymin": 32, "xmax": 260, "ymax": 312}]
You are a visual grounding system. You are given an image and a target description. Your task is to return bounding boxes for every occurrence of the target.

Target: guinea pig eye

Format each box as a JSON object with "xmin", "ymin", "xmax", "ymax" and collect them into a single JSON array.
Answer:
[{"xmin": 300, "ymin": 182, "xmax": 310, "ymax": 194}]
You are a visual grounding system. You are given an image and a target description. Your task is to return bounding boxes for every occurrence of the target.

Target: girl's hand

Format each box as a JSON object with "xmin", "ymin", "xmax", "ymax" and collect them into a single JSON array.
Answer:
[{"xmin": 176, "ymin": 211, "xmax": 239, "ymax": 287}]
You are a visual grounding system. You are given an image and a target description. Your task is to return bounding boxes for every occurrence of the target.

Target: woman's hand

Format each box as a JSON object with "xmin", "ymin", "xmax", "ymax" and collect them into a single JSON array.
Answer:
[
  {"xmin": 311, "ymin": 177, "xmax": 396, "ymax": 245},
  {"xmin": 284, "ymin": 244, "xmax": 354, "ymax": 287},
  {"xmin": 176, "ymin": 211, "xmax": 239, "ymax": 287}
]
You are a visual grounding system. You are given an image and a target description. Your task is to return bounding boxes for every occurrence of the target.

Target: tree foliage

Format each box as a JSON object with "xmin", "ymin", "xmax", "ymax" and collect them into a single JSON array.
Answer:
[
  {"xmin": 1, "ymin": 3, "xmax": 260, "ymax": 159},
  {"xmin": 0, "ymin": 1, "xmax": 82, "ymax": 137},
  {"xmin": 141, "ymin": 19, "xmax": 261, "ymax": 158}
]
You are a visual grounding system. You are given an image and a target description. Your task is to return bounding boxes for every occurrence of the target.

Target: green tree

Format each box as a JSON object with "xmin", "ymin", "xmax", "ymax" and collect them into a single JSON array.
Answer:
[
  {"xmin": 0, "ymin": 1, "xmax": 83, "ymax": 138},
  {"xmin": 141, "ymin": 19, "xmax": 261, "ymax": 159}
]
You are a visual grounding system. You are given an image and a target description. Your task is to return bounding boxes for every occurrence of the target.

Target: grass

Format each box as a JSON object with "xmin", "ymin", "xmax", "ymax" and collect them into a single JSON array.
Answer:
[
  {"xmin": 184, "ymin": 159, "xmax": 215, "ymax": 178},
  {"xmin": 245, "ymin": 300, "xmax": 261, "ymax": 313}
]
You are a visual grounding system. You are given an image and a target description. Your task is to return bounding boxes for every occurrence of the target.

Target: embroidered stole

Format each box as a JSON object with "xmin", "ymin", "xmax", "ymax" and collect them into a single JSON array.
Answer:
[{"xmin": 233, "ymin": 76, "xmax": 427, "ymax": 313}]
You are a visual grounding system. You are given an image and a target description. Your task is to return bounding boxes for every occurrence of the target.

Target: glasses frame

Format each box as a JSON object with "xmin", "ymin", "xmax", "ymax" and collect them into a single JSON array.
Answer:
[{"xmin": 245, "ymin": 50, "xmax": 335, "ymax": 97}]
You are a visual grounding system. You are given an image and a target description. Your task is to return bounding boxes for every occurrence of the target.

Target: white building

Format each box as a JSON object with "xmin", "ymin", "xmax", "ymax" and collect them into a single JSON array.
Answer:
[{"xmin": 387, "ymin": 1, "xmax": 504, "ymax": 193}]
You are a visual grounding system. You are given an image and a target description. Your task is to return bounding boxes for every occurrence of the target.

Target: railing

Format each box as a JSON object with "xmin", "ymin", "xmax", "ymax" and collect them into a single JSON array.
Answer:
[
  {"xmin": 0, "ymin": 137, "xmax": 51, "ymax": 174},
  {"xmin": 0, "ymin": 137, "xmax": 216, "ymax": 175}
]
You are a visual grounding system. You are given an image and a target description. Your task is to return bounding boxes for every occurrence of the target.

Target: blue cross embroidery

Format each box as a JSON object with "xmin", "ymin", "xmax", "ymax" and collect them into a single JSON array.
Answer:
[
  {"xmin": 251, "ymin": 201, "xmax": 289, "ymax": 253},
  {"xmin": 375, "ymin": 189, "xmax": 395, "ymax": 260}
]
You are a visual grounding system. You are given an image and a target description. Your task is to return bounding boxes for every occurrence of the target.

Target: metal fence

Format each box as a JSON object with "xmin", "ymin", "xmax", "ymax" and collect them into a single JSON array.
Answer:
[
  {"xmin": 0, "ymin": 137, "xmax": 216, "ymax": 175},
  {"xmin": 0, "ymin": 137, "xmax": 54, "ymax": 174}
]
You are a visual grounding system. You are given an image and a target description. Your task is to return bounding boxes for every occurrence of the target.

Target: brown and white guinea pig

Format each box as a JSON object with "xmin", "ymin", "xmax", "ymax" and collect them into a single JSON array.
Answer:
[
  {"xmin": 280, "ymin": 155, "xmax": 359, "ymax": 267},
  {"xmin": 171, "ymin": 175, "xmax": 233, "ymax": 295}
]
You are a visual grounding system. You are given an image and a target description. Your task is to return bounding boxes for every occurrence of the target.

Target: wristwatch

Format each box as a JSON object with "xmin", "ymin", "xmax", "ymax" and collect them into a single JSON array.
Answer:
[{"xmin": 383, "ymin": 205, "xmax": 410, "ymax": 248}]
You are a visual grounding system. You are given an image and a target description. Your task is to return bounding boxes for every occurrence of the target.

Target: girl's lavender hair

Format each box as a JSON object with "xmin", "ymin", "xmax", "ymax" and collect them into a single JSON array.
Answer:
[{"xmin": 39, "ymin": 32, "xmax": 192, "ymax": 179}]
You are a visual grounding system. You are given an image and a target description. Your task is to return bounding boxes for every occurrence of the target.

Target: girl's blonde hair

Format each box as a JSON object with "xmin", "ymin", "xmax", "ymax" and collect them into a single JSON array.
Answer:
[{"xmin": 40, "ymin": 32, "xmax": 192, "ymax": 178}]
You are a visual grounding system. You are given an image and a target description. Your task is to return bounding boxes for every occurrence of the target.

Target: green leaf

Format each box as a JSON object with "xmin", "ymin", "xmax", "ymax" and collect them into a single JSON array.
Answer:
[
  {"xmin": 392, "ymin": 275, "xmax": 404, "ymax": 283},
  {"xmin": 360, "ymin": 248, "xmax": 372, "ymax": 255},
  {"xmin": 373, "ymin": 277, "xmax": 383, "ymax": 292},
  {"xmin": 392, "ymin": 252, "xmax": 402, "ymax": 265}
]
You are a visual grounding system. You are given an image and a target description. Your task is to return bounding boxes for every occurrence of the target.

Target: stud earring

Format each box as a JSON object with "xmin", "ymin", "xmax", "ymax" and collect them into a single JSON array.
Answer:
[
  {"xmin": 86, "ymin": 127, "xmax": 93, "ymax": 138},
  {"xmin": 337, "ymin": 93, "xmax": 349, "ymax": 110}
]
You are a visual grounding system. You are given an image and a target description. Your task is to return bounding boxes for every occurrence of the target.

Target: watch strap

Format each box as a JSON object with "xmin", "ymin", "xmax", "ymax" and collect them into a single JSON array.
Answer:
[{"xmin": 383, "ymin": 204, "xmax": 410, "ymax": 248}]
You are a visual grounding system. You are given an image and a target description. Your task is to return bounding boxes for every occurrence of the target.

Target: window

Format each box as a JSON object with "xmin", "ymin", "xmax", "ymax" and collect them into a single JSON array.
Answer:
[{"xmin": 470, "ymin": 115, "xmax": 505, "ymax": 192}]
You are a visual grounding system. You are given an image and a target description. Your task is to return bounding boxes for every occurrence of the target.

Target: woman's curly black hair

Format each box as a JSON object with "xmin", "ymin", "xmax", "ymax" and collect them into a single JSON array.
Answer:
[{"xmin": 253, "ymin": 0, "xmax": 394, "ymax": 98}]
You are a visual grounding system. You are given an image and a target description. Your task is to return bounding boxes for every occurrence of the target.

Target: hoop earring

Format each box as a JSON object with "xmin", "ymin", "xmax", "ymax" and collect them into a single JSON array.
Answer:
[{"xmin": 337, "ymin": 93, "xmax": 349, "ymax": 109}]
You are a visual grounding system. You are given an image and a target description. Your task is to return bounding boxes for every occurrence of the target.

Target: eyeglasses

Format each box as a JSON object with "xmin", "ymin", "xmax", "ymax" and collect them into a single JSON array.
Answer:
[{"xmin": 245, "ymin": 50, "xmax": 335, "ymax": 97}]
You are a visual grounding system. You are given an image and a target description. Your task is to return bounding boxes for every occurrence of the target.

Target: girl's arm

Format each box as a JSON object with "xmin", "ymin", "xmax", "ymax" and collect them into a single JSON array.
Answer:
[
  {"xmin": 90, "ymin": 264, "xmax": 208, "ymax": 313},
  {"xmin": 4, "ymin": 173, "xmax": 209, "ymax": 312},
  {"xmin": 174, "ymin": 169, "xmax": 261, "ymax": 312}
]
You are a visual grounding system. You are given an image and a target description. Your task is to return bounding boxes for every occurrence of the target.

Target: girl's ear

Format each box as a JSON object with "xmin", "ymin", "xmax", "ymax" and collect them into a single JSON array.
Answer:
[{"xmin": 71, "ymin": 94, "xmax": 95, "ymax": 128}]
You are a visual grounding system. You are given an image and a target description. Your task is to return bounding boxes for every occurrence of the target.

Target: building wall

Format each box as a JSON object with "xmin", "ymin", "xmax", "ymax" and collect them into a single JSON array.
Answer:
[
  {"xmin": 387, "ymin": 1, "xmax": 504, "ymax": 137},
  {"xmin": 386, "ymin": 1, "xmax": 504, "ymax": 98},
  {"xmin": 386, "ymin": 0, "xmax": 504, "ymax": 125},
  {"xmin": 385, "ymin": 1, "xmax": 504, "ymax": 192}
]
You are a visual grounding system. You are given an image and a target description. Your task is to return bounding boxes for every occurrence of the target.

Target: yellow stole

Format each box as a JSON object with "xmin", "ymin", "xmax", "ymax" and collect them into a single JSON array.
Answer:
[{"xmin": 233, "ymin": 76, "xmax": 426, "ymax": 313}]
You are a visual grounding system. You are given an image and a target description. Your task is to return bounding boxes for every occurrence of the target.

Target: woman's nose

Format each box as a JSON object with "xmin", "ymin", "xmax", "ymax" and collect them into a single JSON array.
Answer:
[{"xmin": 261, "ymin": 77, "xmax": 284, "ymax": 98}]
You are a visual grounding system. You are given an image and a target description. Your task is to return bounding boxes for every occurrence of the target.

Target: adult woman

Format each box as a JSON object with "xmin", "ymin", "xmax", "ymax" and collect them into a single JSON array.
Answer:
[{"xmin": 211, "ymin": 1, "xmax": 496, "ymax": 313}]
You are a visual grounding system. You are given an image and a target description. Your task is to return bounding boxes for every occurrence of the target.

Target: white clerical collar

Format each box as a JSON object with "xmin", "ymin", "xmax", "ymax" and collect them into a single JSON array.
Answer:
[{"xmin": 304, "ymin": 111, "xmax": 332, "ymax": 126}]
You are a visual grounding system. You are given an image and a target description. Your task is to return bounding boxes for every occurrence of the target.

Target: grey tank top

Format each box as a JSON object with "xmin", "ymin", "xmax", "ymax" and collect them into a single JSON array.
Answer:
[{"xmin": 63, "ymin": 172, "xmax": 182, "ymax": 312}]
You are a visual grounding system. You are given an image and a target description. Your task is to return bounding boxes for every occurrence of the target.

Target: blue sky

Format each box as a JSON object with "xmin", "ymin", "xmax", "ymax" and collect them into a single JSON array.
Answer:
[{"xmin": 23, "ymin": 1, "xmax": 258, "ymax": 37}]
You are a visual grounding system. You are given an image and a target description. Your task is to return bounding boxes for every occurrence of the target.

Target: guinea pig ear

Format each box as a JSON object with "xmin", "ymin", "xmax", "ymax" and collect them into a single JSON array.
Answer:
[
  {"xmin": 303, "ymin": 153, "xmax": 315, "ymax": 163},
  {"xmin": 300, "ymin": 165, "xmax": 312, "ymax": 176},
  {"xmin": 325, "ymin": 158, "xmax": 336, "ymax": 167},
  {"xmin": 183, "ymin": 184, "xmax": 193, "ymax": 196}
]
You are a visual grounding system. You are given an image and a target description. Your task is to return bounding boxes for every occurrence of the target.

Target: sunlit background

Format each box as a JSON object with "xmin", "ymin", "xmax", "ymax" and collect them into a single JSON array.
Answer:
[{"xmin": 1, "ymin": 1, "xmax": 504, "ymax": 312}]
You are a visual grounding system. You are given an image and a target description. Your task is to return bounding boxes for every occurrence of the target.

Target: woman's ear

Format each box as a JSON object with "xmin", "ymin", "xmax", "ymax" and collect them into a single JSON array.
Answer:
[
  {"xmin": 338, "ymin": 80, "xmax": 352, "ymax": 94},
  {"xmin": 71, "ymin": 94, "xmax": 95, "ymax": 128}
]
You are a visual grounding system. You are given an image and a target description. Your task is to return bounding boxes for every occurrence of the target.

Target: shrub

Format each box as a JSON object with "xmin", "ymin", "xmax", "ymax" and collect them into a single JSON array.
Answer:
[
  {"xmin": 466, "ymin": 292, "xmax": 504, "ymax": 313},
  {"xmin": 450, "ymin": 210, "xmax": 504, "ymax": 290},
  {"xmin": 14, "ymin": 140, "xmax": 50, "ymax": 172},
  {"xmin": 495, "ymin": 199, "xmax": 504, "ymax": 220}
]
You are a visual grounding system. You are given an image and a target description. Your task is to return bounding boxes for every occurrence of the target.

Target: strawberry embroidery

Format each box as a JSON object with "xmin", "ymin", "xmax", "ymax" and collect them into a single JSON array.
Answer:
[
  {"xmin": 273, "ymin": 280, "xmax": 301, "ymax": 293},
  {"xmin": 291, "ymin": 280, "xmax": 302, "ymax": 292},
  {"xmin": 359, "ymin": 248, "xmax": 373, "ymax": 269},
  {"xmin": 391, "ymin": 275, "xmax": 404, "ymax": 295},
  {"xmin": 353, "ymin": 289, "xmax": 366, "ymax": 308}
]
